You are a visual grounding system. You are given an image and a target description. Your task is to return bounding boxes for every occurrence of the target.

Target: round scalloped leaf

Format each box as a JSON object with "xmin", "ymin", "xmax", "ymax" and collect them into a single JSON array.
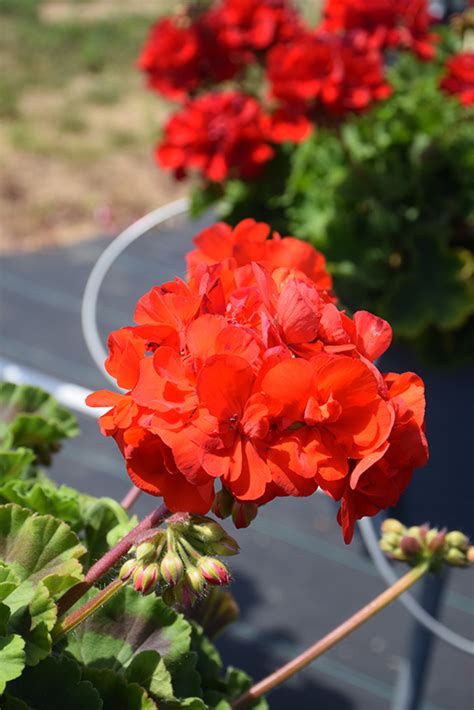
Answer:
[
  {"xmin": 0, "ymin": 633, "xmax": 26, "ymax": 693},
  {"xmin": 81, "ymin": 667, "xmax": 157, "ymax": 710},
  {"xmin": 186, "ymin": 588, "xmax": 239, "ymax": 640},
  {"xmin": 6, "ymin": 654, "xmax": 101, "ymax": 709},
  {"xmin": 0, "ymin": 449, "xmax": 36, "ymax": 484},
  {"xmin": 0, "ymin": 481, "xmax": 83, "ymax": 530},
  {"xmin": 0, "ymin": 382, "xmax": 79, "ymax": 440},
  {"xmin": 0, "ymin": 504, "xmax": 85, "ymax": 599},
  {"xmin": 66, "ymin": 585, "xmax": 191, "ymax": 675}
]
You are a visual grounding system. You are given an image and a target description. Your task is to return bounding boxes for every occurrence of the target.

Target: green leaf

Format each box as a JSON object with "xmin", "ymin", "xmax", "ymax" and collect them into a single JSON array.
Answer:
[
  {"xmin": 81, "ymin": 667, "xmax": 157, "ymax": 709},
  {"xmin": 6, "ymin": 654, "xmax": 101, "ymax": 710},
  {"xmin": 79, "ymin": 495, "xmax": 130, "ymax": 561},
  {"xmin": 1, "ymin": 695, "xmax": 31, "ymax": 710},
  {"xmin": 4, "ymin": 581, "xmax": 57, "ymax": 665},
  {"xmin": 0, "ymin": 382, "xmax": 78, "ymax": 464},
  {"xmin": 0, "ymin": 634, "xmax": 26, "ymax": 693},
  {"xmin": 221, "ymin": 668, "xmax": 268, "ymax": 710},
  {"xmin": 160, "ymin": 700, "xmax": 207, "ymax": 710},
  {"xmin": 0, "ymin": 449, "xmax": 36, "ymax": 484},
  {"xmin": 380, "ymin": 243, "xmax": 473, "ymax": 337},
  {"xmin": 0, "ymin": 481, "xmax": 82, "ymax": 530},
  {"xmin": 106, "ymin": 516, "xmax": 139, "ymax": 549},
  {"xmin": 0, "ymin": 504, "xmax": 85, "ymax": 598},
  {"xmin": 66, "ymin": 586, "xmax": 192, "ymax": 679},
  {"xmin": 125, "ymin": 650, "xmax": 174, "ymax": 701}
]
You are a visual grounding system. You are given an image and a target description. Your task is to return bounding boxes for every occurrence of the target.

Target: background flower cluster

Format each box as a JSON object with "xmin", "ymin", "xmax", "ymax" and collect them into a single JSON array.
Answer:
[
  {"xmin": 139, "ymin": 0, "xmax": 472, "ymax": 183},
  {"xmin": 138, "ymin": 0, "xmax": 474, "ymax": 366},
  {"xmin": 88, "ymin": 221, "xmax": 428, "ymax": 543}
]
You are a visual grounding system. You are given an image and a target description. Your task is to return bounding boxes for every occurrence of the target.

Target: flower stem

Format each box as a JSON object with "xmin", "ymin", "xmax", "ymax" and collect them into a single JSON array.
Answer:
[
  {"xmin": 120, "ymin": 485, "xmax": 142, "ymax": 511},
  {"xmin": 56, "ymin": 503, "xmax": 170, "ymax": 618},
  {"xmin": 232, "ymin": 562, "xmax": 430, "ymax": 709},
  {"xmin": 52, "ymin": 578, "xmax": 124, "ymax": 641}
]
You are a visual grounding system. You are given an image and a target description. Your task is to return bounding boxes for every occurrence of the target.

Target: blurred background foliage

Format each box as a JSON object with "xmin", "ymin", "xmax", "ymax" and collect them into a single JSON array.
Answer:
[{"xmin": 0, "ymin": 0, "xmax": 181, "ymax": 251}]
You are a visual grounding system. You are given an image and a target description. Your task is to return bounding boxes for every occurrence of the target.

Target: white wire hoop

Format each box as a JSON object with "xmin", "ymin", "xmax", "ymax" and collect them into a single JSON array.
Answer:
[{"xmin": 81, "ymin": 200, "xmax": 473, "ymax": 655}]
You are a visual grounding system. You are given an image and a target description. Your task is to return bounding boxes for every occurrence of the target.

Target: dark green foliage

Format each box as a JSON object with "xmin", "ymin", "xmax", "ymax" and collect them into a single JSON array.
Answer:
[
  {"xmin": 193, "ymin": 52, "xmax": 474, "ymax": 364},
  {"xmin": 0, "ymin": 383, "xmax": 264, "ymax": 708}
]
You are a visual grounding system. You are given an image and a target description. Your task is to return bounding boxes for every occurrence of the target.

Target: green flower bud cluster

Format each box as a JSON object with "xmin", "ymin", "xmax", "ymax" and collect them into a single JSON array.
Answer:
[
  {"xmin": 119, "ymin": 515, "xmax": 239, "ymax": 605},
  {"xmin": 379, "ymin": 519, "xmax": 474, "ymax": 571}
]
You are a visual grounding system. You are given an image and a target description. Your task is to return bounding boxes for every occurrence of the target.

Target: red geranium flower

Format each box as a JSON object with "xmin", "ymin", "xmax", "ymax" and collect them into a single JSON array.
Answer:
[
  {"xmin": 186, "ymin": 219, "xmax": 333, "ymax": 292},
  {"xmin": 87, "ymin": 220, "xmax": 428, "ymax": 543},
  {"xmin": 440, "ymin": 52, "xmax": 474, "ymax": 107},
  {"xmin": 138, "ymin": 16, "xmax": 243, "ymax": 101},
  {"xmin": 267, "ymin": 34, "xmax": 391, "ymax": 114},
  {"xmin": 337, "ymin": 372, "xmax": 428, "ymax": 542},
  {"xmin": 208, "ymin": 0, "xmax": 305, "ymax": 57},
  {"xmin": 157, "ymin": 92, "xmax": 276, "ymax": 181},
  {"xmin": 319, "ymin": 0, "xmax": 437, "ymax": 60}
]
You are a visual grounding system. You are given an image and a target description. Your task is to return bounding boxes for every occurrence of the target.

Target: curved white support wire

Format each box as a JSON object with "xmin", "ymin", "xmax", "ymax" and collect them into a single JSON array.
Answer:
[{"xmin": 80, "ymin": 200, "xmax": 473, "ymax": 655}]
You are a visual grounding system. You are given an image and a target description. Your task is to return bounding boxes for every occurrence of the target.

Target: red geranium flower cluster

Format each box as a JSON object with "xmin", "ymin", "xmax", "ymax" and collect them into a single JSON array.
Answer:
[
  {"xmin": 440, "ymin": 51, "xmax": 474, "ymax": 107},
  {"xmin": 267, "ymin": 33, "xmax": 392, "ymax": 114},
  {"xmin": 207, "ymin": 0, "xmax": 304, "ymax": 56},
  {"xmin": 87, "ymin": 220, "xmax": 428, "ymax": 543},
  {"xmin": 319, "ymin": 0, "xmax": 437, "ymax": 60},
  {"xmin": 138, "ymin": 15, "xmax": 244, "ymax": 101},
  {"xmin": 157, "ymin": 91, "xmax": 310, "ymax": 182}
]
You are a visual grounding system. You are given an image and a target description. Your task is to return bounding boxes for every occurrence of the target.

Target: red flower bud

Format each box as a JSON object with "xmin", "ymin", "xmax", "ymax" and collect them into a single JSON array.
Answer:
[
  {"xmin": 400, "ymin": 535, "xmax": 422, "ymax": 558},
  {"xmin": 160, "ymin": 552, "xmax": 184, "ymax": 586},
  {"xmin": 134, "ymin": 563, "xmax": 159, "ymax": 595},
  {"xmin": 119, "ymin": 559, "xmax": 139, "ymax": 583},
  {"xmin": 212, "ymin": 488, "xmax": 234, "ymax": 519},
  {"xmin": 231, "ymin": 501, "xmax": 258, "ymax": 529},
  {"xmin": 197, "ymin": 557, "xmax": 231, "ymax": 586}
]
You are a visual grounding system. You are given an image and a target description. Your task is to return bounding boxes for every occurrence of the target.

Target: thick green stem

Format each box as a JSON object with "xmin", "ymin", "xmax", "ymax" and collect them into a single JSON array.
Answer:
[
  {"xmin": 232, "ymin": 562, "xmax": 430, "ymax": 709},
  {"xmin": 52, "ymin": 578, "xmax": 124, "ymax": 641}
]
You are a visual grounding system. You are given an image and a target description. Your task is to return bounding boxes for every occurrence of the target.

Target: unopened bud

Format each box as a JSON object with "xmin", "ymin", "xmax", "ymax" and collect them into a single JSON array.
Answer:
[
  {"xmin": 383, "ymin": 532, "xmax": 403, "ymax": 548},
  {"xmin": 445, "ymin": 531, "xmax": 469, "ymax": 550},
  {"xmin": 134, "ymin": 563, "xmax": 159, "ymax": 595},
  {"xmin": 406, "ymin": 526, "xmax": 421, "ymax": 539},
  {"xmin": 212, "ymin": 488, "xmax": 234, "ymax": 519},
  {"xmin": 381, "ymin": 519, "xmax": 406, "ymax": 536},
  {"xmin": 467, "ymin": 547, "xmax": 474, "ymax": 564},
  {"xmin": 198, "ymin": 557, "xmax": 231, "ymax": 586},
  {"xmin": 174, "ymin": 582, "xmax": 198, "ymax": 606},
  {"xmin": 428, "ymin": 530, "xmax": 446, "ymax": 553},
  {"xmin": 185, "ymin": 566, "xmax": 205, "ymax": 595},
  {"xmin": 119, "ymin": 559, "xmax": 139, "ymax": 582},
  {"xmin": 445, "ymin": 548, "xmax": 467, "ymax": 567},
  {"xmin": 212, "ymin": 536, "xmax": 240, "ymax": 556},
  {"xmin": 160, "ymin": 552, "xmax": 184, "ymax": 586},
  {"xmin": 135, "ymin": 541, "xmax": 157, "ymax": 563},
  {"xmin": 190, "ymin": 520, "xmax": 227, "ymax": 544},
  {"xmin": 232, "ymin": 501, "xmax": 258, "ymax": 529},
  {"xmin": 400, "ymin": 536, "xmax": 422, "ymax": 558}
]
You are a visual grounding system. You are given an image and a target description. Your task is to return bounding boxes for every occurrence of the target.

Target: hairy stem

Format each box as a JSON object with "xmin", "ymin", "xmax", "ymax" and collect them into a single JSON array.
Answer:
[
  {"xmin": 52, "ymin": 578, "xmax": 123, "ymax": 641},
  {"xmin": 57, "ymin": 503, "xmax": 170, "ymax": 617},
  {"xmin": 120, "ymin": 485, "xmax": 142, "ymax": 511},
  {"xmin": 232, "ymin": 563, "xmax": 430, "ymax": 708}
]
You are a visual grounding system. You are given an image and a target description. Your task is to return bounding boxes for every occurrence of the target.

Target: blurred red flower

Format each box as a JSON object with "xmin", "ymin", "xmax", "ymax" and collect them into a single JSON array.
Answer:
[
  {"xmin": 208, "ymin": 0, "xmax": 305, "ymax": 57},
  {"xmin": 138, "ymin": 16, "xmax": 243, "ymax": 101},
  {"xmin": 267, "ymin": 34, "xmax": 391, "ymax": 114},
  {"xmin": 319, "ymin": 0, "xmax": 437, "ymax": 60},
  {"xmin": 440, "ymin": 52, "xmax": 474, "ymax": 106},
  {"xmin": 156, "ymin": 92, "xmax": 275, "ymax": 181}
]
